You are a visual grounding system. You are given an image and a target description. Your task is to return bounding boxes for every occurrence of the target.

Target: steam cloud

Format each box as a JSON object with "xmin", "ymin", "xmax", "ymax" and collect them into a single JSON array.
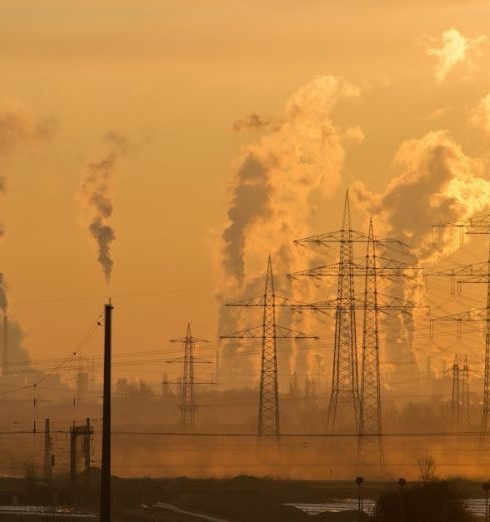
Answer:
[
  {"xmin": 353, "ymin": 130, "xmax": 490, "ymax": 263},
  {"xmin": 80, "ymin": 131, "xmax": 128, "ymax": 283},
  {"xmin": 232, "ymin": 113, "xmax": 269, "ymax": 132},
  {"xmin": 471, "ymin": 93, "xmax": 490, "ymax": 135},
  {"xmin": 0, "ymin": 102, "xmax": 55, "ymax": 368},
  {"xmin": 424, "ymin": 28, "xmax": 486, "ymax": 83},
  {"xmin": 353, "ymin": 130, "xmax": 490, "ymax": 380},
  {"xmin": 219, "ymin": 75, "xmax": 363, "ymax": 385},
  {"xmin": 222, "ymin": 75, "xmax": 362, "ymax": 286}
]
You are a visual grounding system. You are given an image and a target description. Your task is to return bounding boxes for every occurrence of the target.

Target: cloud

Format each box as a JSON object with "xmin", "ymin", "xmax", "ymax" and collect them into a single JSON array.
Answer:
[{"xmin": 424, "ymin": 28, "xmax": 486, "ymax": 83}]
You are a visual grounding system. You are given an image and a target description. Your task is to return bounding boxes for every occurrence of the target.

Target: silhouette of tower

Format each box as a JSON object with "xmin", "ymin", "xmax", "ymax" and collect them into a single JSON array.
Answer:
[
  {"xmin": 451, "ymin": 355, "xmax": 461, "ymax": 426},
  {"xmin": 222, "ymin": 256, "xmax": 317, "ymax": 437},
  {"xmin": 358, "ymin": 219, "xmax": 384, "ymax": 465},
  {"xmin": 430, "ymin": 213, "xmax": 490, "ymax": 448},
  {"xmin": 328, "ymin": 193, "xmax": 359, "ymax": 431},
  {"xmin": 169, "ymin": 325, "xmax": 210, "ymax": 433},
  {"xmin": 462, "ymin": 356, "xmax": 471, "ymax": 425}
]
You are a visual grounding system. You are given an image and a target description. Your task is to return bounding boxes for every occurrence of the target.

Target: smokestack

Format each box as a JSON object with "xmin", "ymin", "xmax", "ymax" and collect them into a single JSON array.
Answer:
[
  {"xmin": 2, "ymin": 314, "xmax": 8, "ymax": 377},
  {"xmin": 100, "ymin": 301, "xmax": 113, "ymax": 522}
]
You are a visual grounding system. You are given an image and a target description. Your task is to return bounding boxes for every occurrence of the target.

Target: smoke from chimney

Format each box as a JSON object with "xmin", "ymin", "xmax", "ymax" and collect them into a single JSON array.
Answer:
[
  {"xmin": 218, "ymin": 75, "xmax": 364, "ymax": 386},
  {"xmin": 80, "ymin": 131, "xmax": 128, "ymax": 283}
]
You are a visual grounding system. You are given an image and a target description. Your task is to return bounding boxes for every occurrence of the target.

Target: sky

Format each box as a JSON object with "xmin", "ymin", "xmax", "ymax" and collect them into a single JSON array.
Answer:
[{"xmin": 2, "ymin": 0, "xmax": 490, "ymax": 386}]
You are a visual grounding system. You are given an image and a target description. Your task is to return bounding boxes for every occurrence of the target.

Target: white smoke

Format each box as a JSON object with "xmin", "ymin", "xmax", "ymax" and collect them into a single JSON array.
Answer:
[
  {"xmin": 80, "ymin": 131, "xmax": 128, "ymax": 284},
  {"xmin": 219, "ymin": 75, "xmax": 364, "ymax": 386},
  {"xmin": 470, "ymin": 93, "xmax": 490, "ymax": 135},
  {"xmin": 353, "ymin": 130, "xmax": 490, "ymax": 382},
  {"xmin": 353, "ymin": 130, "xmax": 490, "ymax": 264}
]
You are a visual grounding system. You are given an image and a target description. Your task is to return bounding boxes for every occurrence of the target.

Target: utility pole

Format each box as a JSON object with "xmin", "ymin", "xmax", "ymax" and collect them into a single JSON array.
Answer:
[
  {"xmin": 222, "ymin": 256, "xmax": 317, "ymax": 437},
  {"xmin": 430, "ymin": 213, "xmax": 490, "ymax": 448},
  {"xmin": 168, "ymin": 325, "xmax": 211, "ymax": 433},
  {"xmin": 100, "ymin": 301, "xmax": 112, "ymax": 522},
  {"xmin": 43, "ymin": 418, "xmax": 53, "ymax": 482}
]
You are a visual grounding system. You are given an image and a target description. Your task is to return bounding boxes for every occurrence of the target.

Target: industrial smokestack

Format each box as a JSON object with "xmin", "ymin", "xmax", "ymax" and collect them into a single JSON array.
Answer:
[{"xmin": 100, "ymin": 301, "xmax": 113, "ymax": 522}]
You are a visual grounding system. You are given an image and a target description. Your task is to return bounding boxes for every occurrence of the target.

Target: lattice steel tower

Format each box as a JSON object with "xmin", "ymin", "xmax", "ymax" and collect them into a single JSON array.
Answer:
[
  {"xmin": 222, "ymin": 256, "xmax": 317, "ymax": 437},
  {"xmin": 430, "ymin": 213, "xmax": 490, "ymax": 448},
  {"xmin": 169, "ymin": 324, "xmax": 210, "ymax": 433},
  {"xmin": 290, "ymin": 207, "xmax": 420, "ymax": 446},
  {"xmin": 462, "ymin": 356, "xmax": 470, "ymax": 425},
  {"xmin": 329, "ymin": 193, "xmax": 359, "ymax": 430},
  {"xmin": 358, "ymin": 219, "xmax": 384, "ymax": 464},
  {"xmin": 451, "ymin": 355, "xmax": 461, "ymax": 426}
]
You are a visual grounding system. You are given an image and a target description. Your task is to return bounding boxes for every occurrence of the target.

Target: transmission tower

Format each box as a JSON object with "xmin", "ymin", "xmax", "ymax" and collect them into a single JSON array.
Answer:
[
  {"xmin": 358, "ymin": 219, "xmax": 384, "ymax": 466},
  {"xmin": 290, "ymin": 195, "xmax": 419, "ymax": 434},
  {"xmin": 451, "ymin": 355, "xmax": 461, "ymax": 426},
  {"xmin": 462, "ymin": 356, "xmax": 471, "ymax": 425},
  {"xmin": 168, "ymin": 325, "xmax": 212, "ymax": 433},
  {"xmin": 221, "ymin": 256, "xmax": 317, "ymax": 437},
  {"xmin": 430, "ymin": 213, "xmax": 490, "ymax": 448}
]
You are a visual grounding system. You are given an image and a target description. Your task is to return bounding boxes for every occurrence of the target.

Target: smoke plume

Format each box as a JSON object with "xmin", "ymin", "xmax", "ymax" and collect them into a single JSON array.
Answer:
[
  {"xmin": 232, "ymin": 113, "xmax": 269, "ymax": 132},
  {"xmin": 219, "ymin": 75, "xmax": 363, "ymax": 385},
  {"xmin": 353, "ymin": 130, "xmax": 490, "ymax": 382},
  {"xmin": 0, "ymin": 103, "xmax": 57, "ymax": 193},
  {"xmin": 470, "ymin": 93, "xmax": 490, "ymax": 135},
  {"xmin": 80, "ymin": 131, "xmax": 128, "ymax": 283},
  {"xmin": 424, "ymin": 28, "xmax": 486, "ymax": 83},
  {"xmin": 353, "ymin": 130, "xmax": 490, "ymax": 263}
]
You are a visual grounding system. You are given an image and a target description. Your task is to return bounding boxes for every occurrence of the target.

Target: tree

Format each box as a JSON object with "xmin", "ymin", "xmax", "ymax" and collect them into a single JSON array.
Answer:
[
  {"xmin": 375, "ymin": 481, "xmax": 475, "ymax": 522},
  {"xmin": 417, "ymin": 455, "xmax": 438, "ymax": 482}
]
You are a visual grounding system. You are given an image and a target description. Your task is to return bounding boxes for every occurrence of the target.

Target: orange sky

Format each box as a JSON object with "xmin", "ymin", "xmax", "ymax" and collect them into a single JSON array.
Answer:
[{"xmin": 2, "ymin": 0, "xmax": 490, "ymax": 386}]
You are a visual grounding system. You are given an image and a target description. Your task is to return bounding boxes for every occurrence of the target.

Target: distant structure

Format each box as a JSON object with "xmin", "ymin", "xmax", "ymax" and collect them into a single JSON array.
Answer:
[
  {"xmin": 358, "ymin": 220, "xmax": 384, "ymax": 466},
  {"xmin": 222, "ymin": 256, "xmax": 316, "ymax": 437},
  {"xmin": 69, "ymin": 418, "xmax": 92, "ymax": 480},
  {"xmin": 2, "ymin": 309, "xmax": 8, "ymax": 377},
  {"xmin": 462, "ymin": 356, "xmax": 471, "ymax": 425},
  {"xmin": 169, "ymin": 325, "xmax": 211, "ymax": 433},
  {"xmin": 429, "ymin": 213, "xmax": 490, "ymax": 448},
  {"xmin": 290, "ymin": 195, "xmax": 418, "ymax": 440},
  {"xmin": 43, "ymin": 418, "xmax": 54, "ymax": 482},
  {"xmin": 451, "ymin": 355, "xmax": 471, "ymax": 427},
  {"xmin": 451, "ymin": 355, "xmax": 461, "ymax": 426}
]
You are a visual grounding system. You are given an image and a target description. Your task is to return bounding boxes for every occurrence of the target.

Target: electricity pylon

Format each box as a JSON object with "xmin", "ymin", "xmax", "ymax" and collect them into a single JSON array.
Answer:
[
  {"xmin": 430, "ymin": 213, "xmax": 490, "ymax": 448},
  {"xmin": 358, "ymin": 219, "xmax": 384, "ymax": 466},
  {"xmin": 221, "ymin": 256, "xmax": 317, "ymax": 437},
  {"xmin": 463, "ymin": 356, "xmax": 471, "ymax": 425},
  {"xmin": 451, "ymin": 355, "xmax": 461, "ymax": 426},
  {"xmin": 290, "ymin": 196, "xmax": 418, "ymax": 434},
  {"xmin": 168, "ymin": 325, "xmax": 212, "ymax": 433}
]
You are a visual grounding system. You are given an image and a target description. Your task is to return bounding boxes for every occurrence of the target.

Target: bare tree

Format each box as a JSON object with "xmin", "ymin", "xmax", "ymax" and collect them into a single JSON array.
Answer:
[{"xmin": 417, "ymin": 455, "xmax": 438, "ymax": 482}]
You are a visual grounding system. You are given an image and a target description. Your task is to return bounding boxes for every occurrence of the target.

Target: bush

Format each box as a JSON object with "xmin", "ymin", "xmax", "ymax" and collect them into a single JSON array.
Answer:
[{"xmin": 375, "ymin": 481, "xmax": 475, "ymax": 522}]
